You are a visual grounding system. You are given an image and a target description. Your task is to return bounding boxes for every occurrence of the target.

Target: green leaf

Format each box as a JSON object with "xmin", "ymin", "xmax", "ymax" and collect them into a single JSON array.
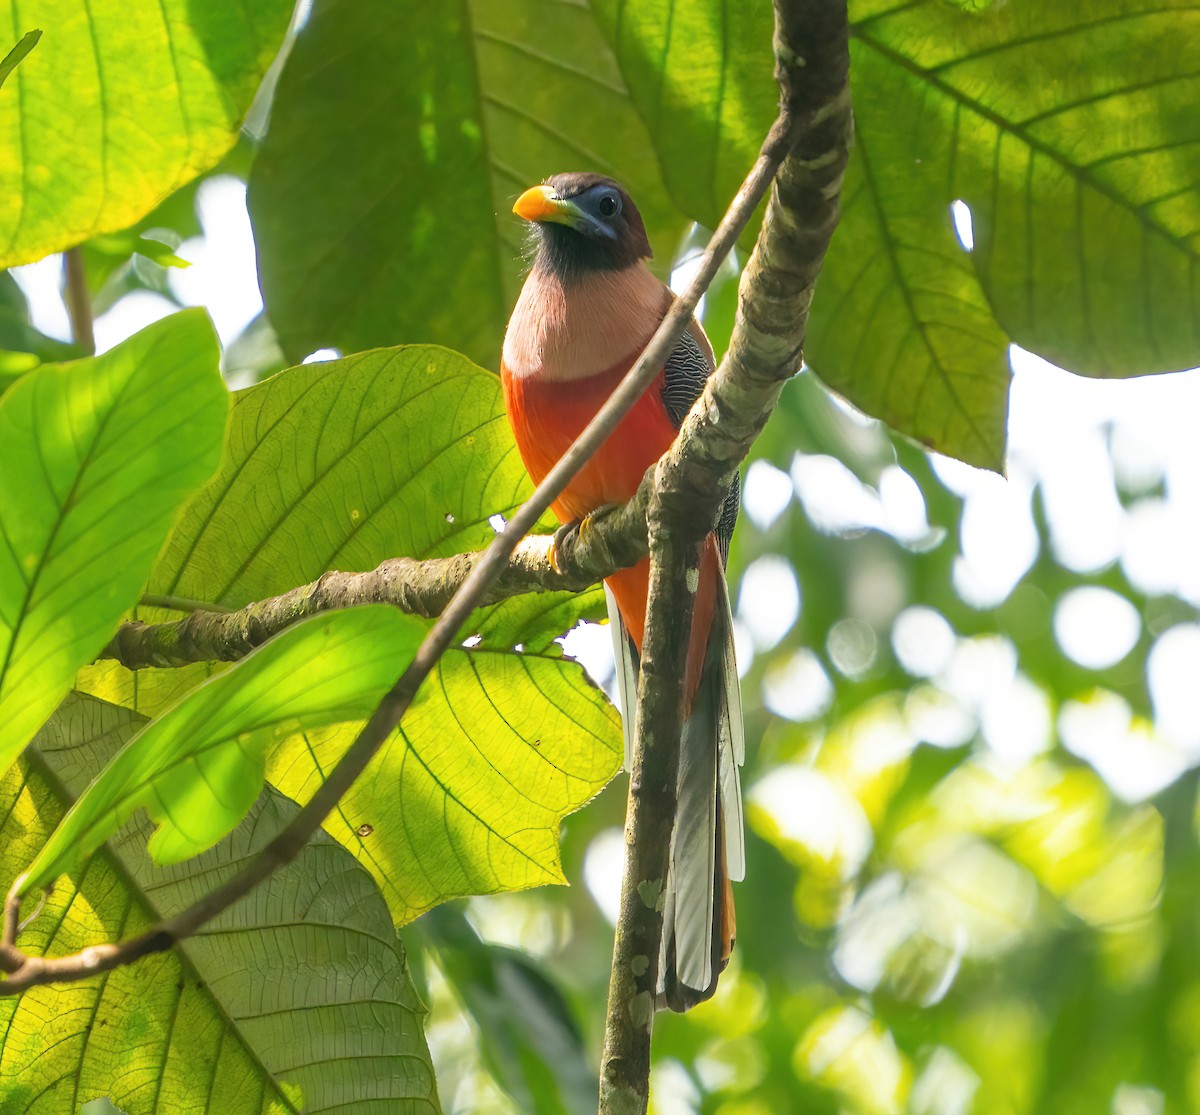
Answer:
[
  {"xmin": 143, "ymin": 344, "xmax": 598, "ymax": 648},
  {"xmin": 65, "ymin": 345, "xmax": 619, "ymax": 923},
  {"xmin": 852, "ymin": 0, "xmax": 1200, "ymax": 378},
  {"xmin": 589, "ymin": 0, "xmax": 776, "ymax": 237},
  {"xmin": 18, "ymin": 607, "xmax": 425, "ymax": 895},
  {"xmin": 0, "ymin": 28, "xmax": 39, "ymax": 91},
  {"xmin": 0, "ymin": 1, "xmax": 293, "ymax": 267},
  {"xmin": 803, "ymin": 97, "xmax": 1012, "ymax": 470},
  {"xmin": 249, "ymin": 0, "xmax": 686, "ymax": 369},
  {"xmin": 418, "ymin": 905, "xmax": 596, "ymax": 1115},
  {"xmin": 2, "ymin": 692, "xmax": 440, "ymax": 1114},
  {"xmin": 590, "ymin": 0, "xmax": 1008, "ymax": 466},
  {"xmin": 268, "ymin": 645, "xmax": 621, "ymax": 925},
  {"xmin": 0, "ymin": 310, "xmax": 226, "ymax": 771}
]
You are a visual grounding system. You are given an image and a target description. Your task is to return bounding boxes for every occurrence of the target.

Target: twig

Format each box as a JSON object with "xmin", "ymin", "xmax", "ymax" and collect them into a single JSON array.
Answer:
[
  {"xmin": 0, "ymin": 96, "xmax": 787, "ymax": 993},
  {"xmin": 599, "ymin": 1, "xmax": 853, "ymax": 1110},
  {"xmin": 139, "ymin": 594, "xmax": 234, "ymax": 616},
  {"xmin": 63, "ymin": 247, "xmax": 95, "ymax": 355}
]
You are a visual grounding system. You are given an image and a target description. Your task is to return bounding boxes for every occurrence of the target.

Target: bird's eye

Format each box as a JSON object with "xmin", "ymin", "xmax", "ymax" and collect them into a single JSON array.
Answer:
[{"xmin": 598, "ymin": 192, "xmax": 620, "ymax": 218}]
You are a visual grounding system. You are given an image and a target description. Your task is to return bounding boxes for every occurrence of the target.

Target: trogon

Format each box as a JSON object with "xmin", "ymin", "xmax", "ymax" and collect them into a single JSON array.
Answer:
[{"xmin": 500, "ymin": 172, "xmax": 744, "ymax": 1011}]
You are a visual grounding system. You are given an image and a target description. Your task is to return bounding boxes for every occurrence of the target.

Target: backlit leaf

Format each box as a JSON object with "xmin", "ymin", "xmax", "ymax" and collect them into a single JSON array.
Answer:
[
  {"xmin": 0, "ymin": 0, "xmax": 292, "ymax": 266},
  {"xmin": 268, "ymin": 646, "xmax": 621, "ymax": 925},
  {"xmin": 19, "ymin": 607, "xmax": 424, "ymax": 895},
  {"xmin": 853, "ymin": 0, "xmax": 1200, "ymax": 377},
  {"xmin": 0, "ymin": 310, "xmax": 226, "ymax": 770},
  {"xmin": 596, "ymin": 0, "xmax": 1200, "ymax": 466},
  {"xmin": 114, "ymin": 345, "xmax": 597, "ymax": 671},
  {"xmin": 78, "ymin": 344, "xmax": 598, "ymax": 722},
  {"xmin": 1, "ymin": 692, "xmax": 440, "ymax": 1114}
]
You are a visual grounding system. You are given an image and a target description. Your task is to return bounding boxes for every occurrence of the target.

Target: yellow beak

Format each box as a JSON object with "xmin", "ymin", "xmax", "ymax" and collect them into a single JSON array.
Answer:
[{"xmin": 512, "ymin": 185, "xmax": 580, "ymax": 226}]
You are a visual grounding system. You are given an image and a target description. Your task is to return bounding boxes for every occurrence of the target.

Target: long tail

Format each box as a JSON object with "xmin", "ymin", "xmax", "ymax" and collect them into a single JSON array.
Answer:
[{"xmin": 605, "ymin": 540, "xmax": 744, "ymax": 1013}]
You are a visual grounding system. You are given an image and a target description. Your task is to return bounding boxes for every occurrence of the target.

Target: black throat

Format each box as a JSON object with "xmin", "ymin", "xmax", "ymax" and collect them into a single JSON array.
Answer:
[{"xmin": 530, "ymin": 222, "xmax": 647, "ymax": 282}]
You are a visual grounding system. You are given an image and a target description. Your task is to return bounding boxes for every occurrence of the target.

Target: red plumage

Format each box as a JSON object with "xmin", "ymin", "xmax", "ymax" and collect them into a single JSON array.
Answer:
[{"xmin": 502, "ymin": 357, "xmax": 722, "ymax": 709}]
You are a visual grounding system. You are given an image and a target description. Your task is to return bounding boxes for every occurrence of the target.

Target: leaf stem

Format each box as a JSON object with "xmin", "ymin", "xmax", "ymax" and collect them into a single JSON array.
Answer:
[{"xmin": 63, "ymin": 248, "xmax": 95, "ymax": 356}]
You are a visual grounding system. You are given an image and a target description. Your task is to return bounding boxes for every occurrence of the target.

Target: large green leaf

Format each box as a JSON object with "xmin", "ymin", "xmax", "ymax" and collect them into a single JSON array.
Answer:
[
  {"xmin": 589, "ymin": 0, "xmax": 776, "ymax": 234},
  {"xmin": 591, "ymin": 0, "xmax": 1009, "ymax": 466},
  {"xmin": 802, "ymin": 71, "xmax": 1013, "ymax": 470},
  {"xmin": 0, "ymin": 310, "xmax": 226, "ymax": 771},
  {"xmin": 18, "ymin": 607, "xmax": 424, "ymax": 895},
  {"xmin": 152, "ymin": 346, "xmax": 524, "ymax": 606},
  {"xmin": 71, "ymin": 346, "xmax": 621, "ymax": 925},
  {"xmin": 853, "ymin": 0, "xmax": 1200, "ymax": 378},
  {"xmin": 134, "ymin": 344, "xmax": 598, "ymax": 657},
  {"xmin": 1, "ymin": 693, "xmax": 439, "ymax": 1114},
  {"xmin": 80, "ymin": 344, "xmax": 600, "ymax": 719},
  {"xmin": 0, "ymin": 0, "xmax": 293, "ymax": 267},
  {"xmin": 249, "ymin": 0, "xmax": 686, "ymax": 369},
  {"xmin": 268, "ymin": 645, "xmax": 621, "ymax": 925},
  {"xmin": 595, "ymin": 0, "xmax": 1200, "ymax": 467}
]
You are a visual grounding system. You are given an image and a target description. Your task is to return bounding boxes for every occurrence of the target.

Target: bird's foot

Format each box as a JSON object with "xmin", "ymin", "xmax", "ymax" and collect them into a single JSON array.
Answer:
[{"xmin": 547, "ymin": 504, "xmax": 620, "ymax": 574}]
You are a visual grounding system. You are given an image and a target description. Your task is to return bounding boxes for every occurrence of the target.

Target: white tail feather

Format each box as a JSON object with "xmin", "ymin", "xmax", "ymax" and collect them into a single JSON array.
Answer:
[
  {"xmin": 604, "ymin": 584, "xmax": 639, "ymax": 772},
  {"xmin": 717, "ymin": 575, "xmax": 745, "ymax": 766},
  {"xmin": 720, "ymin": 738, "xmax": 745, "ymax": 882}
]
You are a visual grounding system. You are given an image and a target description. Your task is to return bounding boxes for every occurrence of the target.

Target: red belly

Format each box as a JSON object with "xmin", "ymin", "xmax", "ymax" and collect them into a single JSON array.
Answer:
[
  {"xmin": 501, "ymin": 358, "xmax": 681, "ymax": 651},
  {"xmin": 501, "ymin": 359, "xmax": 676, "ymax": 520},
  {"xmin": 501, "ymin": 358, "xmax": 719, "ymax": 703}
]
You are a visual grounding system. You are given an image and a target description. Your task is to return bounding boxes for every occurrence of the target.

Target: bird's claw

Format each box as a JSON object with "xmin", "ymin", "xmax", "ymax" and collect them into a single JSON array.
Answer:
[
  {"xmin": 547, "ymin": 504, "xmax": 619, "ymax": 574},
  {"xmin": 547, "ymin": 522, "xmax": 574, "ymax": 575}
]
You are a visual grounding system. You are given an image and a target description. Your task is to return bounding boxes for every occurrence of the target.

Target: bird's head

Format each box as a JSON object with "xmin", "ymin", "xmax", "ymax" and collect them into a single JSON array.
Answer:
[{"xmin": 513, "ymin": 173, "xmax": 652, "ymax": 279}]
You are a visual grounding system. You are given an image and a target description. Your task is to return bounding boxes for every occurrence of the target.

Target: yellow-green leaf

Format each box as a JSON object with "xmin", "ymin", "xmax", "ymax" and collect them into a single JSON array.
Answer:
[
  {"xmin": 269, "ymin": 646, "xmax": 622, "ymax": 925},
  {"xmin": 0, "ymin": 310, "xmax": 226, "ymax": 770},
  {"xmin": 250, "ymin": 0, "xmax": 686, "ymax": 369},
  {"xmin": 596, "ymin": 0, "xmax": 1200, "ymax": 467},
  {"xmin": 0, "ymin": 0, "xmax": 293, "ymax": 266},
  {"xmin": 1, "ymin": 692, "xmax": 440, "ymax": 1113},
  {"xmin": 18, "ymin": 607, "xmax": 425, "ymax": 895},
  {"xmin": 852, "ymin": 0, "xmax": 1200, "ymax": 377}
]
